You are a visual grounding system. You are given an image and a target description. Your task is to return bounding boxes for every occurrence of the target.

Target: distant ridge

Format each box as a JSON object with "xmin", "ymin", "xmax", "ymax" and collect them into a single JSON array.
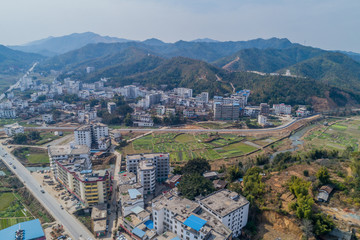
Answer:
[
  {"xmin": 191, "ymin": 38, "xmax": 219, "ymax": 43},
  {"xmin": 9, "ymin": 32, "xmax": 131, "ymax": 56}
]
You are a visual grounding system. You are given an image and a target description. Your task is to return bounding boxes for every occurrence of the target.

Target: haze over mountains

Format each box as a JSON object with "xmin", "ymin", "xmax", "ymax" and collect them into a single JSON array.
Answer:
[{"xmin": 2, "ymin": 32, "xmax": 360, "ymax": 110}]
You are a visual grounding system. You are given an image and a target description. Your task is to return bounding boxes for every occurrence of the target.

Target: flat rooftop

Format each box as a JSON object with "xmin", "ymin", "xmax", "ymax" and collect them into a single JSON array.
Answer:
[
  {"xmin": 119, "ymin": 172, "xmax": 136, "ymax": 184},
  {"xmin": 49, "ymin": 145, "xmax": 89, "ymax": 156},
  {"xmin": 91, "ymin": 204, "xmax": 107, "ymax": 220},
  {"xmin": 200, "ymin": 190, "xmax": 249, "ymax": 217},
  {"xmin": 126, "ymin": 153, "xmax": 169, "ymax": 160},
  {"xmin": 152, "ymin": 193, "xmax": 199, "ymax": 218}
]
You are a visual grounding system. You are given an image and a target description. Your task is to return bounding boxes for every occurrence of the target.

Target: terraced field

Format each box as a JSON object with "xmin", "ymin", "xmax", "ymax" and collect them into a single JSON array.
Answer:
[
  {"xmin": 121, "ymin": 133, "xmax": 273, "ymax": 162},
  {"xmin": 304, "ymin": 118, "xmax": 360, "ymax": 150}
]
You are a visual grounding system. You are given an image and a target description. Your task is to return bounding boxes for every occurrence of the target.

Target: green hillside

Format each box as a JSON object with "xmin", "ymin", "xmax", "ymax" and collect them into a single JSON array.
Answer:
[
  {"xmin": 285, "ymin": 52, "xmax": 360, "ymax": 91},
  {"xmin": 0, "ymin": 45, "xmax": 44, "ymax": 72},
  {"xmin": 214, "ymin": 45, "xmax": 325, "ymax": 73}
]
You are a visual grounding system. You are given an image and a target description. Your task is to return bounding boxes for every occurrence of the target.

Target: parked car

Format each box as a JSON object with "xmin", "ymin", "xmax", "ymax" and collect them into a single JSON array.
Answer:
[{"xmin": 41, "ymin": 190, "xmax": 45, "ymax": 194}]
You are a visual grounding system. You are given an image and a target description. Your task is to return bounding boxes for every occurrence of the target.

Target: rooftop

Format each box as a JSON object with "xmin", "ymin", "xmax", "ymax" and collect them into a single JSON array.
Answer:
[
  {"xmin": 200, "ymin": 189, "xmax": 249, "ymax": 217},
  {"xmin": 119, "ymin": 172, "xmax": 137, "ymax": 184},
  {"xmin": 48, "ymin": 144, "xmax": 89, "ymax": 157},
  {"xmin": 152, "ymin": 193, "xmax": 199, "ymax": 218},
  {"xmin": 126, "ymin": 153, "xmax": 169, "ymax": 160},
  {"xmin": 91, "ymin": 204, "xmax": 107, "ymax": 220},
  {"xmin": 0, "ymin": 219, "xmax": 45, "ymax": 240}
]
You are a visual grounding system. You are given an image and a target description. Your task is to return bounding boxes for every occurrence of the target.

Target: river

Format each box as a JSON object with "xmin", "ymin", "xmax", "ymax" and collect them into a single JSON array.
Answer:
[{"xmin": 271, "ymin": 122, "xmax": 321, "ymax": 159}]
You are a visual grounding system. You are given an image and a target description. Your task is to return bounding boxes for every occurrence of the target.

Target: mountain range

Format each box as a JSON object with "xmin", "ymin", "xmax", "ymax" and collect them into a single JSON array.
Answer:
[{"xmin": 2, "ymin": 32, "xmax": 360, "ymax": 110}]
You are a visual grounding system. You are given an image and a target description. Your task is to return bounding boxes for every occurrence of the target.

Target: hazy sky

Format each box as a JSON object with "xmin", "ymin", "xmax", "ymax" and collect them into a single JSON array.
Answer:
[{"xmin": 1, "ymin": 0, "xmax": 360, "ymax": 52}]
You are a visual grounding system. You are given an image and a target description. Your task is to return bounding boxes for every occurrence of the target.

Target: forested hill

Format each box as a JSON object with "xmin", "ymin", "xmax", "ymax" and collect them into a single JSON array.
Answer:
[{"xmin": 0, "ymin": 45, "xmax": 44, "ymax": 72}]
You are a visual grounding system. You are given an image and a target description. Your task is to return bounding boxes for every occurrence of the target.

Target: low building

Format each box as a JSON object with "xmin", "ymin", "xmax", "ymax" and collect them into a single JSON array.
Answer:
[
  {"xmin": 119, "ymin": 184, "xmax": 144, "ymax": 217},
  {"xmin": 165, "ymin": 175, "xmax": 182, "ymax": 188},
  {"xmin": 4, "ymin": 123, "xmax": 24, "ymax": 136},
  {"xmin": 42, "ymin": 113, "xmax": 53, "ymax": 123},
  {"xmin": 121, "ymin": 206, "xmax": 156, "ymax": 240},
  {"xmin": 258, "ymin": 115, "xmax": 268, "ymax": 126},
  {"xmin": 92, "ymin": 204, "xmax": 108, "ymax": 238},
  {"xmin": 317, "ymin": 185, "xmax": 334, "ymax": 202},
  {"xmin": 0, "ymin": 219, "xmax": 45, "ymax": 240},
  {"xmin": 273, "ymin": 103, "xmax": 291, "ymax": 115}
]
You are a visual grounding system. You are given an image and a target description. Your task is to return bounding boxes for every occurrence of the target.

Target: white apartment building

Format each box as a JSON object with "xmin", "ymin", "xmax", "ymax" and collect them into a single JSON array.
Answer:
[
  {"xmin": 152, "ymin": 192, "xmax": 233, "ymax": 240},
  {"xmin": 199, "ymin": 190, "xmax": 250, "ymax": 237},
  {"xmin": 258, "ymin": 115, "xmax": 267, "ymax": 126},
  {"xmin": 4, "ymin": 123, "xmax": 24, "ymax": 136},
  {"xmin": 126, "ymin": 153, "xmax": 170, "ymax": 183},
  {"xmin": 273, "ymin": 103, "xmax": 292, "ymax": 115},
  {"xmin": 74, "ymin": 123, "xmax": 110, "ymax": 151},
  {"xmin": 137, "ymin": 160, "xmax": 156, "ymax": 194},
  {"xmin": 42, "ymin": 114, "xmax": 54, "ymax": 123},
  {"xmin": 174, "ymin": 88, "xmax": 193, "ymax": 98},
  {"xmin": 74, "ymin": 125, "xmax": 92, "ymax": 148},
  {"xmin": 107, "ymin": 102, "xmax": 116, "ymax": 114},
  {"xmin": 0, "ymin": 108, "xmax": 16, "ymax": 118}
]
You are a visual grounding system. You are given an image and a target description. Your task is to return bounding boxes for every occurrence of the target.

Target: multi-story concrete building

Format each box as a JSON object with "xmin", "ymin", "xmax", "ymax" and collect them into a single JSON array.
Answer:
[
  {"xmin": 152, "ymin": 191, "xmax": 233, "ymax": 240},
  {"xmin": 259, "ymin": 103, "xmax": 270, "ymax": 116},
  {"xmin": 199, "ymin": 190, "xmax": 250, "ymax": 237},
  {"xmin": 258, "ymin": 114, "xmax": 268, "ymax": 126},
  {"xmin": 42, "ymin": 113, "xmax": 54, "ymax": 123},
  {"xmin": 107, "ymin": 102, "xmax": 116, "ymax": 114},
  {"xmin": 48, "ymin": 144, "xmax": 91, "ymax": 180},
  {"xmin": 214, "ymin": 103, "xmax": 240, "ymax": 121},
  {"xmin": 126, "ymin": 153, "xmax": 170, "ymax": 183},
  {"xmin": 273, "ymin": 103, "xmax": 292, "ymax": 115},
  {"xmin": 55, "ymin": 159, "xmax": 110, "ymax": 207},
  {"xmin": 196, "ymin": 92, "xmax": 209, "ymax": 103},
  {"xmin": 4, "ymin": 123, "xmax": 24, "ymax": 136},
  {"xmin": 0, "ymin": 108, "xmax": 16, "ymax": 118},
  {"xmin": 174, "ymin": 88, "xmax": 193, "ymax": 98},
  {"xmin": 137, "ymin": 160, "xmax": 156, "ymax": 195},
  {"xmin": 74, "ymin": 123, "xmax": 111, "ymax": 151}
]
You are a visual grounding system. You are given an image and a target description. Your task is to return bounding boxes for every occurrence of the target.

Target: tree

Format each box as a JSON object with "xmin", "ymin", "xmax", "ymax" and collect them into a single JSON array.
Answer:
[
  {"xmin": 182, "ymin": 158, "xmax": 211, "ymax": 175},
  {"xmin": 12, "ymin": 133, "xmax": 28, "ymax": 144},
  {"xmin": 242, "ymin": 167, "xmax": 265, "ymax": 204},
  {"xmin": 226, "ymin": 166, "xmax": 243, "ymax": 182},
  {"xmin": 124, "ymin": 113, "xmax": 133, "ymax": 126},
  {"xmin": 28, "ymin": 131, "xmax": 41, "ymax": 140},
  {"xmin": 316, "ymin": 167, "xmax": 331, "ymax": 185},
  {"xmin": 312, "ymin": 213, "xmax": 334, "ymax": 236},
  {"xmin": 177, "ymin": 174, "xmax": 215, "ymax": 200}
]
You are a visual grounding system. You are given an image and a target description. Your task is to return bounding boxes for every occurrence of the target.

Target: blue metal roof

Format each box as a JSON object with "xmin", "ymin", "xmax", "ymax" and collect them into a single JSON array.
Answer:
[
  {"xmin": 0, "ymin": 219, "xmax": 45, "ymax": 240},
  {"xmin": 132, "ymin": 227, "xmax": 146, "ymax": 238},
  {"xmin": 171, "ymin": 237, "xmax": 181, "ymax": 240},
  {"xmin": 183, "ymin": 215, "xmax": 207, "ymax": 231},
  {"xmin": 144, "ymin": 220, "xmax": 154, "ymax": 229},
  {"xmin": 80, "ymin": 169, "xmax": 92, "ymax": 174},
  {"xmin": 128, "ymin": 189, "xmax": 142, "ymax": 199}
]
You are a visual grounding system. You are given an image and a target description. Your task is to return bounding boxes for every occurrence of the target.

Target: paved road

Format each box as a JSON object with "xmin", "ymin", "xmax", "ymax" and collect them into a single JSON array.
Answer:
[
  {"xmin": 0, "ymin": 116, "xmax": 319, "ymax": 133},
  {"xmin": 0, "ymin": 145, "xmax": 94, "ymax": 240},
  {"xmin": 0, "ymin": 62, "xmax": 38, "ymax": 101}
]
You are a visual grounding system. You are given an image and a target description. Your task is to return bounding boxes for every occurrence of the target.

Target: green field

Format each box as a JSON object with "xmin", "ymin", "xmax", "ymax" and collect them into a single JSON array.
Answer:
[
  {"xmin": 0, "ymin": 192, "xmax": 34, "ymax": 230},
  {"xmin": 121, "ymin": 133, "xmax": 267, "ymax": 162},
  {"xmin": 13, "ymin": 147, "xmax": 49, "ymax": 165},
  {"xmin": 304, "ymin": 118, "xmax": 360, "ymax": 150}
]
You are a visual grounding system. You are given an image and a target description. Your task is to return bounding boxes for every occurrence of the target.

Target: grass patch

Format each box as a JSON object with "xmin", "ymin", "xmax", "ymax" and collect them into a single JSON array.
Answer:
[
  {"xmin": 0, "ymin": 193, "xmax": 15, "ymax": 211},
  {"xmin": 331, "ymin": 124, "xmax": 348, "ymax": 131},
  {"xmin": 13, "ymin": 147, "xmax": 49, "ymax": 166}
]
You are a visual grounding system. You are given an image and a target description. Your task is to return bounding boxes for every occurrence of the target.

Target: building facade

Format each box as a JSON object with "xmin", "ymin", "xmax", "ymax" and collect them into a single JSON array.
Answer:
[{"xmin": 126, "ymin": 153, "xmax": 170, "ymax": 183}]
